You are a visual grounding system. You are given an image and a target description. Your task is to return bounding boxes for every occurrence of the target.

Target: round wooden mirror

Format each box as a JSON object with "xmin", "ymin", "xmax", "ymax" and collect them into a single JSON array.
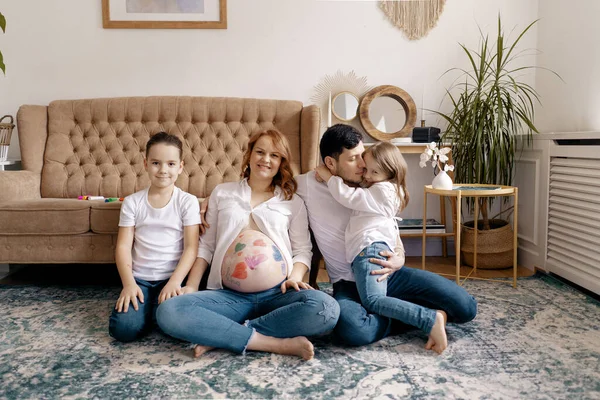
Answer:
[
  {"xmin": 359, "ymin": 85, "xmax": 417, "ymax": 140},
  {"xmin": 332, "ymin": 91, "xmax": 360, "ymax": 121}
]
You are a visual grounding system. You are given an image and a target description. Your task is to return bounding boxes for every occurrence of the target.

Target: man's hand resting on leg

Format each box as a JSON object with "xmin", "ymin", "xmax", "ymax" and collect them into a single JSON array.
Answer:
[
  {"xmin": 369, "ymin": 235, "xmax": 405, "ymax": 282},
  {"xmin": 369, "ymin": 251, "xmax": 405, "ymax": 282}
]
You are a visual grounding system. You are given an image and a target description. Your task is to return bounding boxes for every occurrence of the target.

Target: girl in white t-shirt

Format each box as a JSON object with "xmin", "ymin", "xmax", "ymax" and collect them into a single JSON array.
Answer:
[
  {"xmin": 316, "ymin": 141, "xmax": 448, "ymax": 354},
  {"xmin": 109, "ymin": 132, "xmax": 200, "ymax": 343}
]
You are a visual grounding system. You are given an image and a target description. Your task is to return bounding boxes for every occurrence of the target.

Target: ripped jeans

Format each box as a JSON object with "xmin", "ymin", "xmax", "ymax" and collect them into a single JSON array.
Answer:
[{"xmin": 156, "ymin": 285, "xmax": 340, "ymax": 354}]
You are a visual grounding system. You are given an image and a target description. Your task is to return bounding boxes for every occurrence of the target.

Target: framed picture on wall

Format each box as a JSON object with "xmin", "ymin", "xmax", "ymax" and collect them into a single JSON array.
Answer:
[{"xmin": 102, "ymin": 0, "xmax": 227, "ymax": 29}]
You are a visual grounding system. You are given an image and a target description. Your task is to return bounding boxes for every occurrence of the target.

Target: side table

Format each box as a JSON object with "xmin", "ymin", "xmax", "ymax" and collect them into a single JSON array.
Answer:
[
  {"xmin": 396, "ymin": 143, "xmax": 453, "ymax": 257},
  {"xmin": 421, "ymin": 184, "xmax": 519, "ymax": 287}
]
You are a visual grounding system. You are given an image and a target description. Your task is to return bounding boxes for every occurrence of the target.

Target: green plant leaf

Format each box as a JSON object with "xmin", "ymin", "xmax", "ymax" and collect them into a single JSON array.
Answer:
[
  {"xmin": 435, "ymin": 17, "xmax": 558, "ymax": 227},
  {"xmin": 0, "ymin": 51, "xmax": 4, "ymax": 75}
]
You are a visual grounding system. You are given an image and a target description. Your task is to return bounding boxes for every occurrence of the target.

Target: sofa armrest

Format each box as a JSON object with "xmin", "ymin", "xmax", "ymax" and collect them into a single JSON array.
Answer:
[
  {"xmin": 17, "ymin": 105, "xmax": 48, "ymax": 173},
  {"xmin": 300, "ymin": 104, "xmax": 321, "ymax": 173},
  {"xmin": 0, "ymin": 171, "xmax": 41, "ymax": 202}
]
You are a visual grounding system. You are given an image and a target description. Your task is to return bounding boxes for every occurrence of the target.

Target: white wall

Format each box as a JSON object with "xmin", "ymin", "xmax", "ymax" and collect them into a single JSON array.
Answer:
[
  {"xmin": 535, "ymin": 0, "xmax": 600, "ymax": 133},
  {"xmin": 0, "ymin": 0, "xmax": 539, "ymax": 223}
]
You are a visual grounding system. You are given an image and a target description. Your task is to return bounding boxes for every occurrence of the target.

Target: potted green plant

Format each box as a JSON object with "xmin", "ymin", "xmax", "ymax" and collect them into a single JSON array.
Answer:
[{"xmin": 434, "ymin": 16, "xmax": 558, "ymax": 268}]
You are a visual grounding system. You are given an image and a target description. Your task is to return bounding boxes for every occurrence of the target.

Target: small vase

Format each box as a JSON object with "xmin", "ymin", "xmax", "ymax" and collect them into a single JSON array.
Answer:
[{"xmin": 432, "ymin": 170, "xmax": 453, "ymax": 190}]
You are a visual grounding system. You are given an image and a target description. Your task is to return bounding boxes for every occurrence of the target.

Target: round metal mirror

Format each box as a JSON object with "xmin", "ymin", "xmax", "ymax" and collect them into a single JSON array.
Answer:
[
  {"xmin": 332, "ymin": 91, "xmax": 360, "ymax": 121},
  {"xmin": 359, "ymin": 85, "xmax": 417, "ymax": 140}
]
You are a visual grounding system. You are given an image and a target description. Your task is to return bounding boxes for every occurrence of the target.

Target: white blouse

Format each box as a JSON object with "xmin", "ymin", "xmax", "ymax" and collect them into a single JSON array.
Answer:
[
  {"xmin": 296, "ymin": 172, "xmax": 355, "ymax": 284},
  {"xmin": 198, "ymin": 179, "xmax": 313, "ymax": 290},
  {"xmin": 327, "ymin": 177, "xmax": 401, "ymax": 263}
]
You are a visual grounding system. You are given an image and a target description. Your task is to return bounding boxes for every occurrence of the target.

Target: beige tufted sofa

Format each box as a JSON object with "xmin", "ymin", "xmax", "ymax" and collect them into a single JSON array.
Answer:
[{"xmin": 0, "ymin": 96, "xmax": 320, "ymax": 264}]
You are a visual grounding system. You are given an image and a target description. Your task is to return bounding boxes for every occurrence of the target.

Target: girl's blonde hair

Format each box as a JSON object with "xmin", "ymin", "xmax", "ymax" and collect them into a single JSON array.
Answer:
[{"xmin": 363, "ymin": 141, "xmax": 410, "ymax": 211}]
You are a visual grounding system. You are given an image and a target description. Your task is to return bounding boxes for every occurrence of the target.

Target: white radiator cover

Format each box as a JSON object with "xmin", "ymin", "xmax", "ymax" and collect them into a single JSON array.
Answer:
[{"xmin": 515, "ymin": 132, "xmax": 600, "ymax": 295}]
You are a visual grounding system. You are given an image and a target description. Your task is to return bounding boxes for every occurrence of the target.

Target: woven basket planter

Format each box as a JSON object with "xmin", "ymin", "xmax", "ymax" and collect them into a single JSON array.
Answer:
[
  {"xmin": 0, "ymin": 115, "xmax": 15, "ymax": 162},
  {"xmin": 460, "ymin": 219, "xmax": 514, "ymax": 269}
]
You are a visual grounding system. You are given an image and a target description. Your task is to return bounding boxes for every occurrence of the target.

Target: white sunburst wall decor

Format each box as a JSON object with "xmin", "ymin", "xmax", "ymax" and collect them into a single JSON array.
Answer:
[{"xmin": 311, "ymin": 70, "xmax": 372, "ymax": 134}]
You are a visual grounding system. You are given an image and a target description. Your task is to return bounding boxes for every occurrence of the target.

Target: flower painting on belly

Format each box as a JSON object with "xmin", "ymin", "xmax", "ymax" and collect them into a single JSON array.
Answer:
[{"xmin": 221, "ymin": 230, "xmax": 288, "ymax": 292}]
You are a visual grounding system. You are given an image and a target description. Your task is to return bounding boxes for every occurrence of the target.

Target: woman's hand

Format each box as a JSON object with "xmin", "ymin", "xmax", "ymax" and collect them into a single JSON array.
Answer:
[
  {"xmin": 115, "ymin": 284, "xmax": 144, "ymax": 312},
  {"xmin": 315, "ymin": 165, "xmax": 333, "ymax": 183},
  {"xmin": 180, "ymin": 285, "xmax": 199, "ymax": 295},
  {"xmin": 199, "ymin": 197, "xmax": 210, "ymax": 235},
  {"xmin": 280, "ymin": 279, "xmax": 314, "ymax": 293},
  {"xmin": 158, "ymin": 281, "xmax": 183, "ymax": 304}
]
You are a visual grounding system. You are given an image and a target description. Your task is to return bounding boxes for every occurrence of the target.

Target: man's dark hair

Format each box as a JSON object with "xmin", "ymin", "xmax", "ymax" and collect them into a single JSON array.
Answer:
[
  {"xmin": 319, "ymin": 124, "xmax": 363, "ymax": 161},
  {"xmin": 146, "ymin": 132, "xmax": 183, "ymax": 159}
]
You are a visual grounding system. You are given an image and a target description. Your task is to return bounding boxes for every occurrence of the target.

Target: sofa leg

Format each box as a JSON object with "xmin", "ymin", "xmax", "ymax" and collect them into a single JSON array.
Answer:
[{"xmin": 8, "ymin": 263, "xmax": 26, "ymax": 272}]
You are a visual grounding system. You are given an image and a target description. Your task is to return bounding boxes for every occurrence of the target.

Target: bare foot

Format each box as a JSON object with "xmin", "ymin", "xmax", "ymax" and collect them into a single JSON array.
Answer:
[
  {"xmin": 425, "ymin": 311, "xmax": 448, "ymax": 355},
  {"xmin": 279, "ymin": 337, "xmax": 315, "ymax": 360},
  {"xmin": 192, "ymin": 344, "xmax": 215, "ymax": 358},
  {"xmin": 248, "ymin": 332, "xmax": 314, "ymax": 360}
]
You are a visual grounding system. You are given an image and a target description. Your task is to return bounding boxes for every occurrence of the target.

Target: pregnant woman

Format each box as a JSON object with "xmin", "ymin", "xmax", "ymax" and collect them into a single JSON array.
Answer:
[{"xmin": 157, "ymin": 130, "xmax": 340, "ymax": 360}]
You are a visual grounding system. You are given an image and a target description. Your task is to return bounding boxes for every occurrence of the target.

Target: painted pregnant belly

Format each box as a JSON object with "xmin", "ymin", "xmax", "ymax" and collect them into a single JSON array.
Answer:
[{"xmin": 221, "ymin": 230, "xmax": 288, "ymax": 293}]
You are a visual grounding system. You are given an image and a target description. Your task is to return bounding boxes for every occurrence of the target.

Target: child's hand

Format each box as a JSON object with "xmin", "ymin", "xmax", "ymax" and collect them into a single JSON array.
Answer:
[
  {"xmin": 158, "ymin": 281, "xmax": 183, "ymax": 304},
  {"xmin": 315, "ymin": 165, "xmax": 332, "ymax": 183},
  {"xmin": 115, "ymin": 284, "xmax": 144, "ymax": 313}
]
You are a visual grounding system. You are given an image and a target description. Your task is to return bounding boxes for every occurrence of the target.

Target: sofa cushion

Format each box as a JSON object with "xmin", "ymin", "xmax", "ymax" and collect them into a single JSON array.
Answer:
[
  {"xmin": 0, "ymin": 199, "xmax": 90, "ymax": 235},
  {"xmin": 90, "ymin": 201, "xmax": 122, "ymax": 234}
]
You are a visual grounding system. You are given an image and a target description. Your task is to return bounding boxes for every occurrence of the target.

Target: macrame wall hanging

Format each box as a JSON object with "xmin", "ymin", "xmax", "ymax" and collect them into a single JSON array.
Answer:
[{"xmin": 379, "ymin": 0, "xmax": 446, "ymax": 41}]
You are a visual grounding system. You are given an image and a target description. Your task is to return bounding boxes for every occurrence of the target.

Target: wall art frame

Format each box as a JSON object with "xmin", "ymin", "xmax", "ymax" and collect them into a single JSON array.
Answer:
[{"xmin": 102, "ymin": 0, "xmax": 227, "ymax": 29}]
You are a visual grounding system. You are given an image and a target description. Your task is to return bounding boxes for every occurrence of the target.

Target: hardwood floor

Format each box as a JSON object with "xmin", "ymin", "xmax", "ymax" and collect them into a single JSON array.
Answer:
[
  {"xmin": 2, "ymin": 256, "xmax": 535, "ymax": 287},
  {"xmin": 306, "ymin": 256, "xmax": 535, "ymax": 283}
]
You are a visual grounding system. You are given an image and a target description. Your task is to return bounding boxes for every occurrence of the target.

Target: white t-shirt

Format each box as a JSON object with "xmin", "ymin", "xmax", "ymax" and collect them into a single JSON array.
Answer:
[
  {"xmin": 119, "ymin": 186, "xmax": 201, "ymax": 281},
  {"xmin": 326, "ymin": 177, "xmax": 400, "ymax": 263},
  {"xmin": 198, "ymin": 179, "xmax": 312, "ymax": 290},
  {"xmin": 296, "ymin": 171, "xmax": 355, "ymax": 283}
]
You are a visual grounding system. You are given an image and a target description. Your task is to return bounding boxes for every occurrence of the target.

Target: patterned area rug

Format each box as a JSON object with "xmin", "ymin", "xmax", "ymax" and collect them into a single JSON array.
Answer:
[{"xmin": 1, "ymin": 274, "xmax": 599, "ymax": 399}]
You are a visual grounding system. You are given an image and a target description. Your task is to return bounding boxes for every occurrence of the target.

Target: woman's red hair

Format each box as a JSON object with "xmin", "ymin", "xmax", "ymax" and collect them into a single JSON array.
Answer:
[{"xmin": 241, "ymin": 130, "xmax": 297, "ymax": 200}]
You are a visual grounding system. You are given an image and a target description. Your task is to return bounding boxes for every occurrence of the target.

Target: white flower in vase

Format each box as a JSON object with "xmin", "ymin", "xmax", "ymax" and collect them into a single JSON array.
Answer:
[{"xmin": 420, "ymin": 142, "xmax": 454, "ymax": 189}]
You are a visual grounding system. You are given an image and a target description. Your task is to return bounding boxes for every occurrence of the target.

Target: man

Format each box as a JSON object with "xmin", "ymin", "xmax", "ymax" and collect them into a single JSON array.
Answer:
[{"xmin": 296, "ymin": 124, "xmax": 477, "ymax": 351}]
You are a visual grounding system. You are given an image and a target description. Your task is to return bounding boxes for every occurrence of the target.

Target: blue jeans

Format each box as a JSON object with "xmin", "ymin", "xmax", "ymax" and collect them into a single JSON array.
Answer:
[
  {"xmin": 109, "ymin": 278, "xmax": 168, "ymax": 342},
  {"xmin": 351, "ymin": 242, "xmax": 437, "ymax": 334},
  {"xmin": 334, "ymin": 263, "xmax": 477, "ymax": 346},
  {"xmin": 156, "ymin": 285, "xmax": 340, "ymax": 354}
]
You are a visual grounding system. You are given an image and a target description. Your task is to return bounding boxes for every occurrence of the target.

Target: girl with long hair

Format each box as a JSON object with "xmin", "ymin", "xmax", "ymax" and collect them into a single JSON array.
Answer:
[{"xmin": 316, "ymin": 141, "xmax": 448, "ymax": 354}]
